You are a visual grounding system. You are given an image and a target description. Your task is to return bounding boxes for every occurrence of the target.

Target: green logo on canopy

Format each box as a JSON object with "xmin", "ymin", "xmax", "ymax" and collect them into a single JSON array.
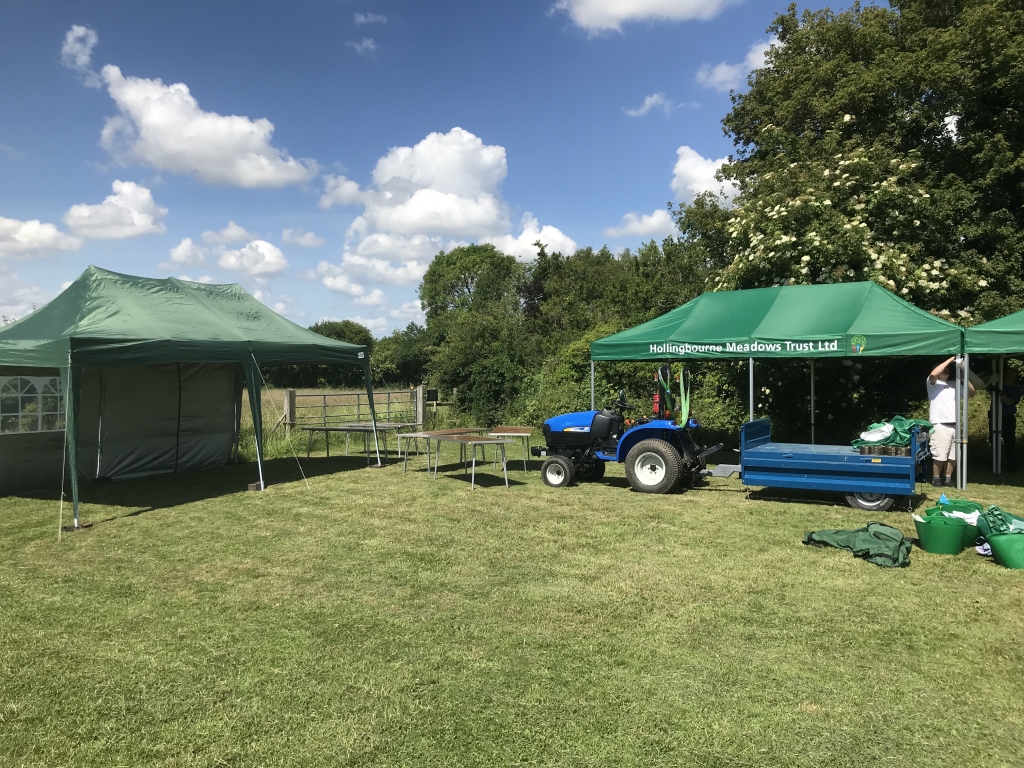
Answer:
[{"xmin": 851, "ymin": 335, "xmax": 867, "ymax": 354}]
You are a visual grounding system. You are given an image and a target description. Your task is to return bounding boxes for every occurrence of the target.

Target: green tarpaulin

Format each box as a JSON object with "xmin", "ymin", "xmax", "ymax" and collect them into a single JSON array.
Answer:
[
  {"xmin": 965, "ymin": 309, "xmax": 1024, "ymax": 354},
  {"xmin": 590, "ymin": 282, "xmax": 963, "ymax": 361},
  {"xmin": 0, "ymin": 266, "xmax": 378, "ymax": 522}
]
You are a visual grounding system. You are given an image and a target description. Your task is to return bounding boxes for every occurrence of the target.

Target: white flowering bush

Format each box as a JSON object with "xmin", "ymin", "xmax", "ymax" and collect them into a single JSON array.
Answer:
[{"xmin": 714, "ymin": 128, "xmax": 984, "ymax": 320}]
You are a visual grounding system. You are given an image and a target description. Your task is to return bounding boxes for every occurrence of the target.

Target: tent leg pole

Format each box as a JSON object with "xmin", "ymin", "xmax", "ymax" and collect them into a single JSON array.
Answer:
[
  {"xmin": 965, "ymin": 353, "xmax": 970, "ymax": 489},
  {"xmin": 364, "ymin": 363, "xmax": 381, "ymax": 466},
  {"xmin": 998, "ymin": 356, "xmax": 1004, "ymax": 474},
  {"xmin": 992, "ymin": 359, "xmax": 998, "ymax": 474},
  {"xmin": 810, "ymin": 360, "xmax": 815, "ymax": 444},
  {"xmin": 748, "ymin": 358, "xmax": 754, "ymax": 422},
  {"xmin": 590, "ymin": 361, "xmax": 595, "ymax": 411}
]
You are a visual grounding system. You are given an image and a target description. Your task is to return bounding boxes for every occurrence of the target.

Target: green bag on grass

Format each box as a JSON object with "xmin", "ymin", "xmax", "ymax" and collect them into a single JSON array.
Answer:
[{"xmin": 803, "ymin": 522, "xmax": 912, "ymax": 568}]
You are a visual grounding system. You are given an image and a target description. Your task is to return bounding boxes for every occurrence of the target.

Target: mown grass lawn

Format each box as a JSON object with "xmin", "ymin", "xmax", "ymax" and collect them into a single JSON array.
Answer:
[{"xmin": 2, "ymin": 448, "xmax": 1023, "ymax": 767}]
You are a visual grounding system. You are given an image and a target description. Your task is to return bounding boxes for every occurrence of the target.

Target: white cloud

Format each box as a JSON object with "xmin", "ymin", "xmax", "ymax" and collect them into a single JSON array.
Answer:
[
  {"xmin": 320, "ymin": 127, "xmax": 513, "ymax": 246},
  {"xmin": 0, "ymin": 217, "xmax": 81, "ymax": 258},
  {"xmin": 671, "ymin": 145, "xmax": 734, "ymax": 201},
  {"xmin": 177, "ymin": 274, "xmax": 213, "ymax": 284},
  {"xmin": 554, "ymin": 0, "xmax": 734, "ymax": 33},
  {"xmin": 347, "ymin": 38, "xmax": 378, "ymax": 55},
  {"xmin": 625, "ymin": 92, "xmax": 673, "ymax": 117},
  {"xmin": 96, "ymin": 64, "xmax": 317, "ymax": 187},
  {"xmin": 218, "ymin": 239, "xmax": 288, "ymax": 275},
  {"xmin": 61, "ymin": 25, "xmax": 102, "ymax": 88},
  {"xmin": 0, "ymin": 142, "xmax": 26, "ymax": 161},
  {"xmin": 63, "ymin": 180, "xmax": 167, "ymax": 239},
  {"xmin": 696, "ymin": 39, "xmax": 772, "ymax": 92},
  {"xmin": 319, "ymin": 174, "xmax": 367, "ymax": 208},
  {"xmin": 281, "ymin": 227, "xmax": 325, "ymax": 247},
  {"xmin": 354, "ymin": 12, "xmax": 387, "ymax": 24},
  {"xmin": 373, "ymin": 188, "xmax": 509, "ymax": 237},
  {"xmin": 318, "ymin": 256, "xmax": 428, "ymax": 287},
  {"xmin": 319, "ymin": 127, "xmax": 573, "ymax": 304},
  {"xmin": 0, "ymin": 269, "xmax": 50, "ymax": 321},
  {"xmin": 482, "ymin": 213, "xmax": 577, "ymax": 260},
  {"xmin": 609, "ymin": 146, "xmax": 732, "ymax": 237},
  {"xmin": 346, "ymin": 315, "xmax": 389, "ymax": 336},
  {"xmin": 202, "ymin": 221, "xmax": 253, "ymax": 244},
  {"xmin": 159, "ymin": 237, "xmax": 206, "ymax": 269},
  {"xmin": 346, "ymin": 232, "xmax": 449, "ymax": 262},
  {"xmin": 389, "ymin": 300, "xmax": 426, "ymax": 324},
  {"xmin": 605, "ymin": 208, "xmax": 675, "ymax": 237}
]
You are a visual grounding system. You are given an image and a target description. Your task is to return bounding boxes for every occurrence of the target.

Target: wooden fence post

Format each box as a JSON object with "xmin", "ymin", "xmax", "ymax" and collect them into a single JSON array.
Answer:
[
  {"xmin": 284, "ymin": 388, "xmax": 296, "ymax": 434},
  {"xmin": 415, "ymin": 384, "xmax": 426, "ymax": 425}
]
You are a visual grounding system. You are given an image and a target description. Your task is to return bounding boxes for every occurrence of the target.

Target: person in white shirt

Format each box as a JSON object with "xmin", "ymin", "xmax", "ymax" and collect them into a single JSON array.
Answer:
[{"xmin": 927, "ymin": 356, "xmax": 975, "ymax": 487}]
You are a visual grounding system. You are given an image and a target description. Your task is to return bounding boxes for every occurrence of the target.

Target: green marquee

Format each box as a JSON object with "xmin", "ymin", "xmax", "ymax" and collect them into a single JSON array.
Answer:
[
  {"xmin": 0, "ymin": 267, "xmax": 377, "ymax": 523},
  {"xmin": 965, "ymin": 309, "xmax": 1024, "ymax": 354},
  {"xmin": 590, "ymin": 282, "xmax": 963, "ymax": 361}
]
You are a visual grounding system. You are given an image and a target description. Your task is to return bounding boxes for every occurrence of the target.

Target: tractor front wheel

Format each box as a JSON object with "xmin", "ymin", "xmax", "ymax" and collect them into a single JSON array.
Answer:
[
  {"xmin": 624, "ymin": 439, "xmax": 683, "ymax": 494},
  {"xmin": 541, "ymin": 456, "xmax": 575, "ymax": 488}
]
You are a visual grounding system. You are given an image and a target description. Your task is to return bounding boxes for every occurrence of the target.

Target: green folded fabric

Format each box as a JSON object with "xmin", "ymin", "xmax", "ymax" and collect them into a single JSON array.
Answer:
[
  {"xmin": 851, "ymin": 415, "xmax": 933, "ymax": 448},
  {"xmin": 803, "ymin": 522, "xmax": 912, "ymax": 568}
]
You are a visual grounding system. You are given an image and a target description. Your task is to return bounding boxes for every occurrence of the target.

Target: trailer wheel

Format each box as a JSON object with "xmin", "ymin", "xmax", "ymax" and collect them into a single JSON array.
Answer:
[
  {"xmin": 846, "ymin": 492, "xmax": 895, "ymax": 511},
  {"xmin": 625, "ymin": 439, "xmax": 682, "ymax": 494},
  {"xmin": 542, "ymin": 456, "xmax": 575, "ymax": 488}
]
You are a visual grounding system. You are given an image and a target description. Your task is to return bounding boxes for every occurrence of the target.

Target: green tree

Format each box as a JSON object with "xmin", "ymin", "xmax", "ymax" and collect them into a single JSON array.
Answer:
[
  {"xmin": 372, "ymin": 323, "xmax": 430, "ymax": 387},
  {"xmin": 265, "ymin": 319, "xmax": 375, "ymax": 390},
  {"xmin": 419, "ymin": 244, "xmax": 524, "ymax": 331},
  {"xmin": 719, "ymin": 0, "xmax": 1024, "ymax": 321}
]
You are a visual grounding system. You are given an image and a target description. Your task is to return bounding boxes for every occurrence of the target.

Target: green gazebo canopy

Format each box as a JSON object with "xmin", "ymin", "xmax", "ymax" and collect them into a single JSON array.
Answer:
[
  {"xmin": 0, "ymin": 265, "xmax": 368, "ymax": 368},
  {"xmin": 965, "ymin": 309, "xmax": 1024, "ymax": 354},
  {"xmin": 0, "ymin": 266, "xmax": 377, "ymax": 524},
  {"xmin": 591, "ymin": 282, "xmax": 963, "ymax": 361}
]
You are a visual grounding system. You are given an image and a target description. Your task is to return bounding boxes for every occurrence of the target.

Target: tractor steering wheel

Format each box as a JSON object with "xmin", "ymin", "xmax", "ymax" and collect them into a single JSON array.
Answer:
[{"xmin": 611, "ymin": 389, "xmax": 636, "ymax": 411}]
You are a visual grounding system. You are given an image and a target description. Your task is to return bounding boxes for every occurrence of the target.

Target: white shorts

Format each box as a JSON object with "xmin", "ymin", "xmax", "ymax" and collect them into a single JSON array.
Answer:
[{"xmin": 931, "ymin": 423, "xmax": 957, "ymax": 462}]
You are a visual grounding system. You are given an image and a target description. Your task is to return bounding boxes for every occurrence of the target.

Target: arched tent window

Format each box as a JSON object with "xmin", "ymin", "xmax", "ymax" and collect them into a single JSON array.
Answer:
[{"xmin": 0, "ymin": 376, "xmax": 64, "ymax": 434}]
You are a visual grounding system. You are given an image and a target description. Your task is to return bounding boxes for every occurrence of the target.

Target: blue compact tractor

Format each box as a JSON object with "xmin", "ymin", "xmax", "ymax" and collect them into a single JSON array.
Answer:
[{"xmin": 531, "ymin": 366, "xmax": 721, "ymax": 493}]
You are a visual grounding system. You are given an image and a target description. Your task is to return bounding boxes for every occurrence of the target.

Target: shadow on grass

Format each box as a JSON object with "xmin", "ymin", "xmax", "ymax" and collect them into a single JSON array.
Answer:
[
  {"xmin": 745, "ymin": 486, "xmax": 934, "ymax": 512},
  {"xmin": 11, "ymin": 455, "xmax": 374, "ymax": 517}
]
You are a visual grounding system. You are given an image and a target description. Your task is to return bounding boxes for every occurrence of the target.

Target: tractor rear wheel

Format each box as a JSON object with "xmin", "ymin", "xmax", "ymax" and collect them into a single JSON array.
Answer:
[
  {"xmin": 577, "ymin": 461, "xmax": 606, "ymax": 482},
  {"xmin": 541, "ymin": 456, "xmax": 575, "ymax": 488},
  {"xmin": 624, "ymin": 439, "xmax": 682, "ymax": 494}
]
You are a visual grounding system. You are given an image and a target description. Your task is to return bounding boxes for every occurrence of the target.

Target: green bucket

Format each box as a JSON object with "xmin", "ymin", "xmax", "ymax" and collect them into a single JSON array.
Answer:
[
  {"xmin": 915, "ymin": 515, "xmax": 968, "ymax": 555},
  {"xmin": 989, "ymin": 533, "xmax": 1024, "ymax": 569},
  {"xmin": 925, "ymin": 504, "xmax": 981, "ymax": 548}
]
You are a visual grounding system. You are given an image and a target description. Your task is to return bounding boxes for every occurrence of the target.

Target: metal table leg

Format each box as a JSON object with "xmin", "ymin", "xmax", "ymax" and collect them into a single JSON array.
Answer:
[
  {"xmin": 326, "ymin": 429, "xmax": 330, "ymax": 458},
  {"xmin": 501, "ymin": 444, "xmax": 508, "ymax": 489},
  {"xmin": 306, "ymin": 430, "xmax": 312, "ymax": 458},
  {"xmin": 471, "ymin": 444, "xmax": 477, "ymax": 490},
  {"xmin": 522, "ymin": 436, "xmax": 528, "ymax": 473},
  {"xmin": 402, "ymin": 436, "xmax": 409, "ymax": 473}
]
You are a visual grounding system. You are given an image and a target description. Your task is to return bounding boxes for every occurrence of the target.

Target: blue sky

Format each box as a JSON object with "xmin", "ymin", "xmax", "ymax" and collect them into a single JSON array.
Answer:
[{"xmin": 0, "ymin": 0, "xmax": 808, "ymax": 335}]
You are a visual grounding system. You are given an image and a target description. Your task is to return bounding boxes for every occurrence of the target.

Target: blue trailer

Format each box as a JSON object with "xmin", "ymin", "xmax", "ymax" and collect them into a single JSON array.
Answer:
[{"xmin": 738, "ymin": 419, "xmax": 929, "ymax": 511}]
